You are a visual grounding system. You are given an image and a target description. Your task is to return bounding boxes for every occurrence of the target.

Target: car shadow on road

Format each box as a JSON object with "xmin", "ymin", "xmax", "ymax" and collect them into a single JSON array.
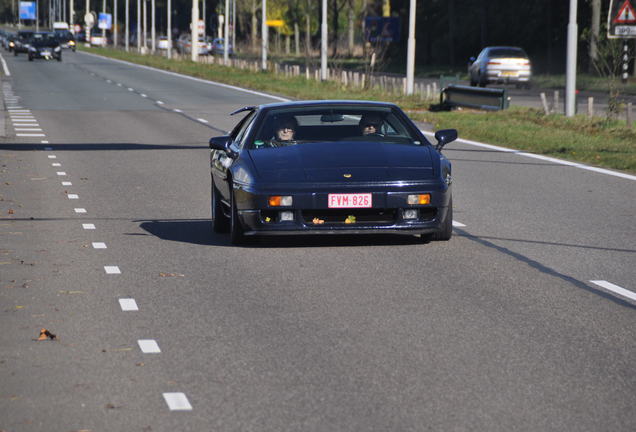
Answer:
[{"xmin": 137, "ymin": 218, "xmax": 429, "ymax": 248}]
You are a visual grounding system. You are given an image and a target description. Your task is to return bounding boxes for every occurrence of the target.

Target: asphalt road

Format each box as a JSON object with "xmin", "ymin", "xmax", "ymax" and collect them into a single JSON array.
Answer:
[{"xmin": 1, "ymin": 50, "xmax": 635, "ymax": 432}]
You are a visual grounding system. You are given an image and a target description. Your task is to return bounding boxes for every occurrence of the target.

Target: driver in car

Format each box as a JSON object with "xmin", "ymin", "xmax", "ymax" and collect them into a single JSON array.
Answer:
[
  {"xmin": 273, "ymin": 117, "xmax": 297, "ymax": 144},
  {"xmin": 359, "ymin": 114, "xmax": 384, "ymax": 136}
]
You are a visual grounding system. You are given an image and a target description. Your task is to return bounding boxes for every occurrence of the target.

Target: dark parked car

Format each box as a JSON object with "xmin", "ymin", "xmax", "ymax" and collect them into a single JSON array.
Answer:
[
  {"xmin": 54, "ymin": 30, "xmax": 76, "ymax": 51},
  {"xmin": 209, "ymin": 100, "xmax": 457, "ymax": 244},
  {"xmin": 468, "ymin": 46, "xmax": 532, "ymax": 88},
  {"xmin": 28, "ymin": 33, "xmax": 62, "ymax": 61}
]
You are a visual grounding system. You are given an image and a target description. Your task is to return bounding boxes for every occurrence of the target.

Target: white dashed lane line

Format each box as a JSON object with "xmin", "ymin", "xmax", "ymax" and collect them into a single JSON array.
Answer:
[
  {"xmin": 119, "ymin": 298, "xmax": 139, "ymax": 311},
  {"xmin": 104, "ymin": 266, "xmax": 121, "ymax": 274},
  {"xmin": 138, "ymin": 339, "xmax": 161, "ymax": 353},
  {"xmin": 17, "ymin": 134, "xmax": 45, "ymax": 137},
  {"xmin": 62, "ymin": 181, "xmax": 72, "ymax": 186},
  {"xmin": 82, "ymin": 223, "xmax": 96, "ymax": 230},
  {"xmin": 590, "ymin": 281, "xmax": 636, "ymax": 302},
  {"xmin": 163, "ymin": 393, "xmax": 193, "ymax": 411},
  {"xmin": 92, "ymin": 242, "xmax": 107, "ymax": 249},
  {"xmin": 56, "ymin": 171, "xmax": 67, "ymax": 176},
  {"xmin": 74, "ymin": 208, "xmax": 87, "ymax": 213},
  {"xmin": 67, "ymin": 194, "xmax": 79, "ymax": 199},
  {"xmin": 52, "ymin": 163, "xmax": 61, "ymax": 166}
]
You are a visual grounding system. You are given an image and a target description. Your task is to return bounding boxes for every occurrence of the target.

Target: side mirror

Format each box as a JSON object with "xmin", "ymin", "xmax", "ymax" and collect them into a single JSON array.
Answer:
[
  {"xmin": 209, "ymin": 135, "xmax": 231, "ymax": 151},
  {"xmin": 434, "ymin": 129, "xmax": 458, "ymax": 151}
]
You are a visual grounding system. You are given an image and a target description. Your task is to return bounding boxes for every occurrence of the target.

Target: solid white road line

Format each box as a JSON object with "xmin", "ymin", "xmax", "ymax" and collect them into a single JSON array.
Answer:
[
  {"xmin": 16, "ymin": 128, "xmax": 42, "ymax": 131},
  {"xmin": 119, "ymin": 298, "xmax": 138, "ymax": 311},
  {"xmin": 82, "ymin": 223, "xmax": 96, "ymax": 230},
  {"xmin": 452, "ymin": 220, "xmax": 466, "ymax": 227},
  {"xmin": 590, "ymin": 280, "xmax": 636, "ymax": 302},
  {"xmin": 104, "ymin": 266, "xmax": 121, "ymax": 274},
  {"xmin": 74, "ymin": 208, "xmax": 87, "ymax": 213},
  {"xmin": 163, "ymin": 393, "xmax": 192, "ymax": 411},
  {"xmin": 138, "ymin": 339, "xmax": 161, "ymax": 353},
  {"xmin": 141, "ymin": 93, "xmax": 147, "ymax": 97},
  {"xmin": 92, "ymin": 242, "xmax": 107, "ymax": 249},
  {"xmin": 157, "ymin": 101, "xmax": 164, "ymax": 104},
  {"xmin": 173, "ymin": 109, "xmax": 182, "ymax": 113},
  {"xmin": 17, "ymin": 134, "xmax": 45, "ymax": 137},
  {"xmin": 197, "ymin": 118, "xmax": 208, "ymax": 123},
  {"xmin": 0, "ymin": 54, "xmax": 11, "ymax": 76}
]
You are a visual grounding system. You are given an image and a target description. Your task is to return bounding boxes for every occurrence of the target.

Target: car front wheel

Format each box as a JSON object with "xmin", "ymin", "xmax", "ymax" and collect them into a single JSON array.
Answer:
[
  {"xmin": 432, "ymin": 198, "xmax": 453, "ymax": 241},
  {"xmin": 211, "ymin": 182, "xmax": 229, "ymax": 233},
  {"xmin": 230, "ymin": 189, "xmax": 246, "ymax": 245}
]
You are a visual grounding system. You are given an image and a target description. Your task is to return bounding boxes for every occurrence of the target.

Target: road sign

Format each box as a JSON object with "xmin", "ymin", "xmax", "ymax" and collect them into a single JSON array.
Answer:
[
  {"xmin": 608, "ymin": 0, "xmax": 636, "ymax": 38},
  {"xmin": 266, "ymin": 20, "xmax": 284, "ymax": 28},
  {"xmin": 19, "ymin": 1, "xmax": 36, "ymax": 20},
  {"xmin": 84, "ymin": 12, "xmax": 95, "ymax": 27},
  {"xmin": 98, "ymin": 13, "xmax": 112, "ymax": 30}
]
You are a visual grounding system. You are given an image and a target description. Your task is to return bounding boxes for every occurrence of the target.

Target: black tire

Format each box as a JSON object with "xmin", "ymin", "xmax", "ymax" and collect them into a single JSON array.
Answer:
[
  {"xmin": 28, "ymin": 55, "xmax": 33, "ymax": 61},
  {"xmin": 211, "ymin": 182, "xmax": 229, "ymax": 233},
  {"xmin": 57, "ymin": 55, "xmax": 62, "ymax": 62},
  {"xmin": 431, "ymin": 197, "xmax": 453, "ymax": 241},
  {"xmin": 229, "ymin": 190, "xmax": 246, "ymax": 245},
  {"xmin": 14, "ymin": 50, "xmax": 17, "ymax": 56}
]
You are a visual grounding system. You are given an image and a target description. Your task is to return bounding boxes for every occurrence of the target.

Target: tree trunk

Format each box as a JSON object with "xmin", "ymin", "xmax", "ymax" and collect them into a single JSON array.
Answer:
[
  {"xmin": 295, "ymin": 22, "xmax": 300, "ymax": 56},
  {"xmin": 251, "ymin": 0, "xmax": 258, "ymax": 52},
  {"xmin": 348, "ymin": 3, "xmax": 354, "ymax": 57},
  {"xmin": 589, "ymin": 0, "xmax": 600, "ymax": 74},
  {"xmin": 331, "ymin": 0, "xmax": 339, "ymax": 57},
  {"xmin": 448, "ymin": 0, "xmax": 456, "ymax": 65}
]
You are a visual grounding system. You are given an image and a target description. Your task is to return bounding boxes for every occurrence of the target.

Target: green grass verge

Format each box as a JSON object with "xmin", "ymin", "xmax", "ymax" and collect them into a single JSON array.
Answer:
[{"xmin": 79, "ymin": 46, "xmax": 636, "ymax": 174}]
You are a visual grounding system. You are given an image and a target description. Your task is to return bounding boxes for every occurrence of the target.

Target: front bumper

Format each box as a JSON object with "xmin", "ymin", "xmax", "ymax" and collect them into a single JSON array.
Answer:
[{"xmin": 233, "ymin": 184, "xmax": 451, "ymax": 236}]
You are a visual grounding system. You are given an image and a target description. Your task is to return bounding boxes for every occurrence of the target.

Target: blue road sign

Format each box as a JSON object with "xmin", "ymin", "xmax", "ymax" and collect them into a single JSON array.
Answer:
[
  {"xmin": 19, "ymin": 1, "xmax": 36, "ymax": 20},
  {"xmin": 98, "ymin": 13, "xmax": 112, "ymax": 30}
]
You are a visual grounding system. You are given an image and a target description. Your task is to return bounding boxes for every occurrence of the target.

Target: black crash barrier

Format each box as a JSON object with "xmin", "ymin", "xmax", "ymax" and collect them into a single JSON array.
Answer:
[{"xmin": 439, "ymin": 85, "xmax": 510, "ymax": 111}]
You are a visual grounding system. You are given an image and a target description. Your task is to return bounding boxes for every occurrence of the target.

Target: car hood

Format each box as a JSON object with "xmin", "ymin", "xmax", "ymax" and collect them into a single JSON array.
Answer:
[{"xmin": 248, "ymin": 141, "xmax": 435, "ymax": 183}]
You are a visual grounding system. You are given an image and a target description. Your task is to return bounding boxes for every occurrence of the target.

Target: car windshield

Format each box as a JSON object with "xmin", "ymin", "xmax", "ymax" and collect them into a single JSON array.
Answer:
[
  {"xmin": 31, "ymin": 35, "xmax": 57, "ymax": 47},
  {"xmin": 489, "ymin": 48, "xmax": 527, "ymax": 58},
  {"xmin": 249, "ymin": 106, "xmax": 422, "ymax": 150}
]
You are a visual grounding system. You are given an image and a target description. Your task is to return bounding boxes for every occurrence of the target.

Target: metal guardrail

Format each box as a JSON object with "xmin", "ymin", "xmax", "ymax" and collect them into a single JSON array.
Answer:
[{"xmin": 440, "ymin": 85, "xmax": 510, "ymax": 111}]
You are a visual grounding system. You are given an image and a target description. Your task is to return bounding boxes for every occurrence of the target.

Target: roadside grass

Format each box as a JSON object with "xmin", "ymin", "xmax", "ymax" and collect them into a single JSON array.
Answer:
[{"xmin": 80, "ymin": 46, "xmax": 636, "ymax": 174}]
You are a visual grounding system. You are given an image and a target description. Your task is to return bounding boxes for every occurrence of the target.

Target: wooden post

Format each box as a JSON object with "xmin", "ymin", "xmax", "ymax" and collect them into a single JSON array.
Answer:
[
  {"xmin": 627, "ymin": 103, "xmax": 633, "ymax": 128},
  {"xmin": 540, "ymin": 93, "xmax": 550, "ymax": 115},
  {"xmin": 587, "ymin": 97, "xmax": 594, "ymax": 118},
  {"xmin": 553, "ymin": 90, "xmax": 559, "ymax": 114}
]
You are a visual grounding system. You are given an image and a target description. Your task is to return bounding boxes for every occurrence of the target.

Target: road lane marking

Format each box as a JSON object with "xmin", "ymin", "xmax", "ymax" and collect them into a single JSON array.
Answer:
[
  {"xmin": 157, "ymin": 101, "xmax": 164, "ymax": 104},
  {"xmin": 74, "ymin": 208, "xmax": 87, "ymax": 213},
  {"xmin": 62, "ymin": 181, "xmax": 72, "ymax": 186},
  {"xmin": 56, "ymin": 171, "xmax": 66, "ymax": 176},
  {"xmin": 590, "ymin": 280, "xmax": 636, "ymax": 302},
  {"xmin": 92, "ymin": 242, "xmax": 107, "ymax": 249},
  {"xmin": 17, "ymin": 134, "xmax": 45, "ymax": 137},
  {"xmin": 173, "ymin": 109, "xmax": 182, "ymax": 113},
  {"xmin": 48, "ymin": 155, "xmax": 57, "ymax": 159},
  {"xmin": 52, "ymin": 163, "xmax": 61, "ymax": 166},
  {"xmin": 127, "ymin": 87, "xmax": 134, "ymax": 91},
  {"xmin": 104, "ymin": 266, "xmax": 121, "ymax": 274},
  {"xmin": 138, "ymin": 339, "xmax": 161, "ymax": 353},
  {"xmin": 197, "ymin": 118, "xmax": 208, "ymax": 123},
  {"xmin": 141, "ymin": 93, "xmax": 147, "ymax": 97},
  {"xmin": 82, "ymin": 223, "xmax": 96, "ymax": 230},
  {"xmin": 163, "ymin": 393, "xmax": 192, "ymax": 411},
  {"xmin": 67, "ymin": 194, "xmax": 79, "ymax": 199},
  {"xmin": 0, "ymin": 54, "xmax": 10, "ymax": 76},
  {"xmin": 16, "ymin": 128, "xmax": 42, "ymax": 131},
  {"xmin": 452, "ymin": 220, "xmax": 466, "ymax": 227},
  {"xmin": 119, "ymin": 298, "xmax": 138, "ymax": 311},
  {"xmin": 420, "ymin": 131, "xmax": 636, "ymax": 182}
]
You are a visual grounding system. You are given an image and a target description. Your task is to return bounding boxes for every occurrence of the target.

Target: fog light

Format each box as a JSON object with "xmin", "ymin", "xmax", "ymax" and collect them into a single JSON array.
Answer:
[
  {"xmin": 269, "ymin": 195, "xmax": 293, "ymax": 206},
  {"xmin": 403, "ymin": 209, "xmax": 419, "ymax": 220},
  {"xmin": 279, "ymin": 211, "xmax": 294, "ymax": 222},
  {"xmin": 407, "ymin": 194, "xmax": 430, "ymax": 205}
]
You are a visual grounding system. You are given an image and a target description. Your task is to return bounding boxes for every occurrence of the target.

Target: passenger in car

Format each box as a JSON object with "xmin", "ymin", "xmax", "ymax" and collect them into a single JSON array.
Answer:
[{"xmin": 359, "ymin": 114, "xmax": 384, "ymax": 136}]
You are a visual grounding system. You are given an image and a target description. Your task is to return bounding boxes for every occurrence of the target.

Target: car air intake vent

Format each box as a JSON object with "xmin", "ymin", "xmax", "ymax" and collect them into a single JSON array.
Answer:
[{"xmin": 302, "ymin": 209, "xmax": 397, "ymax": 225}]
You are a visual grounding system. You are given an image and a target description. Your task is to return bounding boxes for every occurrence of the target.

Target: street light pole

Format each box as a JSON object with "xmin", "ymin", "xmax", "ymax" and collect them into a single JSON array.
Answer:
[
  {"xmin": 565, "ymin": 0, "xmax": 578, "ymax": 117},
  {"xmin": 406, "ymin": 0, "xmax": 416, "ymax": 95},
  {"xmin": 125, "ymin": 0, "xmax": 129, "ymax": 51},
  {"xmin": 261, "ymin": 0, "xmax": 267, "ymax": 70},
  {"xmin": 321, "ymin": 0, "xmax": 327, "ymax": 80},
  {"xmin": 136, "ymin": 0, "xmax": 140, "ymax": 51},
  {"xmin": 167, "ymin": 0, "xmax": 172, "ymax": 59},
  {"xmin": 114, "ymin": 0, "xmax": 118, "ymax": 47},
  {"xmin": 191, "ymin": 0, "xmax": 199, "ymax": 62},
  {"xmin": 151, "ymin": 0, "xmax": 155, "ymax": 52},
  {"xmin": 224, "ymin": 0, "xmax": 229, "ymax": 64}
]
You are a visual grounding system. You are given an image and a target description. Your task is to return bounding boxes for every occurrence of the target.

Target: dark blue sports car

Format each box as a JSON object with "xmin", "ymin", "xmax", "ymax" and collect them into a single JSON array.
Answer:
[{"xmin": 209, "ymin": 100, "xmax": 457, "ymax": 244}]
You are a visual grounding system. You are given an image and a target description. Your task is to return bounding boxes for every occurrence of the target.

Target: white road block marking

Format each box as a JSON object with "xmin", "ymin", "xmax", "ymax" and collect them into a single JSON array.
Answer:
[
  {"xmin": 74, "ymin": 208, "xmax": 87, "ymax": 213},
  {"xmin": 47, "ymin": 155, "xmax": 56, "ymax": 159},
  {"xmin": 452, "ymin": 220, "xmax": 466, "ymax": 227},
  {"xmin": 17, "ymin": 133, "xmax": 45, "ymax": 137},
  {"xmin": 590, "ymin": 280, "xmax": 636, "ymax": 302},
  {"xmin": 56, "ymin": 171, "xmax": 66, "ymax": 176},
  {"xmin": 62, "ymin": 181, "xmax": 72, "ymax": 186},
  {"xmin": 82, "ymin": 223, "xmax": 96, "ymax": 230},
  {"xmin": 119, "ymin": 298, "xmax": 138, "ymax": 311},
  {"xmin": 67, "ymin": 194, "xmax": 79, "ymax": 199},
  {"xmin": 138, "ymin": 339, "xmax": 161, "ymax": 353},
  {"xmin": 104, "ymin": 266, "xmax": 121, "ymax": 274},
  {"xmin": 92, "ymin": 242, "xmax": 107, "ymax": 249},
  {"xmin": 52, "ymin": 162, "xmax": 61, "ymax": 166},
  {"xmin": 163, "ymin": 393, "xmax": 192, "ymax": 411}
]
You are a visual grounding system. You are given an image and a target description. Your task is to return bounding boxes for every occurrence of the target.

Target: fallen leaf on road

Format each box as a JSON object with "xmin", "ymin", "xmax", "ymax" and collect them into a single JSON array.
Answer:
[
  {"xmin": 36, "ymin": 328, "xmax": 56, "ymax": 341},
  {"xmin": 159, "ymin": 272, "xmax": 184, "ymax": 277},
  {"xmin": 7, "ymin": 209, "xmax": 14, "ymax": 215}
]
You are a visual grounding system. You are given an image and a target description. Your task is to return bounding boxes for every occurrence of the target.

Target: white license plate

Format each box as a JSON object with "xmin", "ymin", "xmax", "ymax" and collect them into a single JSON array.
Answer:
[
  {"xmin": 328, "ymin": 193, "xmax": 372, "ymax": 208},
  {"xmin": 42, "ymin": 51, "xmax": 51, "ymax": 55}
]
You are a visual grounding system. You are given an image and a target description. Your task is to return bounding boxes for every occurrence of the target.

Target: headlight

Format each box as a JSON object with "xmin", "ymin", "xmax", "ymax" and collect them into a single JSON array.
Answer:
[
  {"xmin": 9, "ymin": 41, "xmax": 14, "ymax": 47},
  {"xmin": 54, "ymin": 47, "xmax": 61, "ymax": 52},
  {"xmin": 29, "ymin": 47, "xmax": 36, "ymax": 52},
  {"xmin": 69, "ymin": 40, "xmax": 75, "ymax": 45}
]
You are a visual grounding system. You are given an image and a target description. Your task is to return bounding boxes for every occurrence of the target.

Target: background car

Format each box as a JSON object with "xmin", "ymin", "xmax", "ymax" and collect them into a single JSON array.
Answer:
[
  {"xmin": 54, "ymin": 29, "xmax": 76, "ymax": 51},
  {"xmin": 468, "ymin": 46, "xmax": 532, "ymax": 88},
  {"xmin": 176, "ymin": 34, "xmax": 208, "ymax": 55},
  {"xmin": 210, "ymin": 37, "xmax": 234, "ymax": 56},
  {"xmin": 209, "ymin": 100, "xmax": 457, "ymax": 244},
  {"xmin": 28, "ymin": 33, "xmax": 62, "ymax": 61},
  {"xmin": 13, "ymin": 31, "xmax": 35, "ymax": 56},
  {"xmin": 90, "ymin": 30, "xmax": 107, "ymax": 46},
  {"xmin": 157, "ymin": 36, "xmax": 171, "ymax": 50}
]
